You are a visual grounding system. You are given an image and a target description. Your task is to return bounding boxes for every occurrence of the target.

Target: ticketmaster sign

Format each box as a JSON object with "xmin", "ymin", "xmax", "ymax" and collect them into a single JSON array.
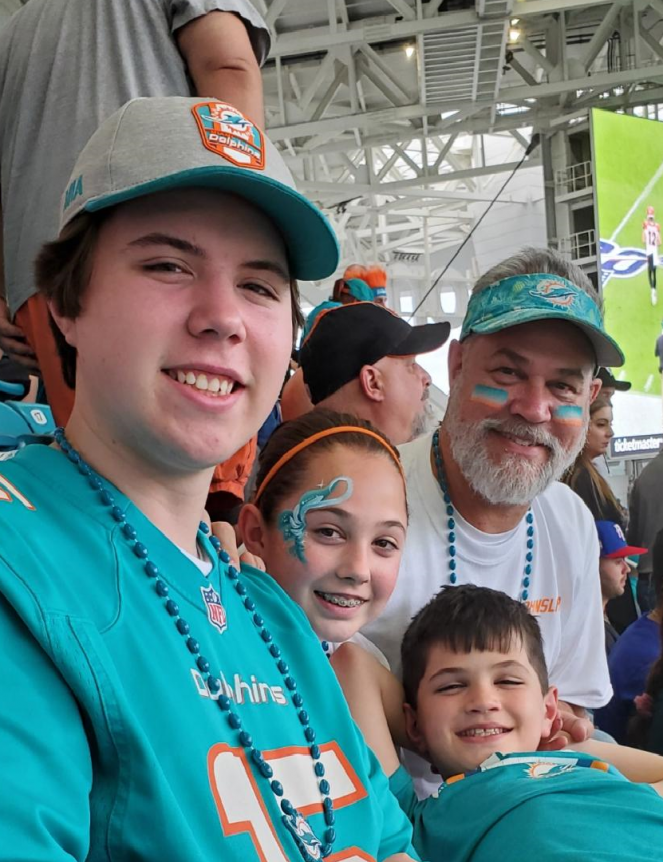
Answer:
[{"xmin": 611, "ymin": 434, "xmax": 663, "ymax": 459}]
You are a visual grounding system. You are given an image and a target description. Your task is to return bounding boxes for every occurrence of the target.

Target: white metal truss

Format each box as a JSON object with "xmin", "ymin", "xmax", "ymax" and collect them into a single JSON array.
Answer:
[{"xmin": 253, "ymin": 0, "xmax": 663, "ymax": 310}]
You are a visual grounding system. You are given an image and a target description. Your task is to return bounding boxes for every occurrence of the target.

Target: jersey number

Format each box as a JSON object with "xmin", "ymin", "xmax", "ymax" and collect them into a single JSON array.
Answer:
[
  {"xmin": 208, "ymin": 742, "xmax": 372, "ymax": 862},
  {"xmin": 0, "ymin": 474, "xmax": 35, "ymax": 510}
]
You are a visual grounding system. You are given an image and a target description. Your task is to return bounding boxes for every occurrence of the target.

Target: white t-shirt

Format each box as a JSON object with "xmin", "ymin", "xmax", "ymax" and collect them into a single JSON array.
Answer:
[
  {"xmin": 363, "ymin": 430, "xmax": 611, "ymax": 704},
  {"xmin": 179, "ymin": 545, "xmax": 214, "ymax": 577}
]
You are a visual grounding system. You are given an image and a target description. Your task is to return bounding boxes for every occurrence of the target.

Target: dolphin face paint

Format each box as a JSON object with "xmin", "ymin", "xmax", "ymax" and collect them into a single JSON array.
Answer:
[
  {"xmin": 278, "ymin": 476, "xmax": 354, "ymax": 563},
  {"xmin": 470, "ymin": 384, "xmax": 509, "ymax": 409},
  {"xmin": 553, "ymin": 404, "xmax": 584, "ymax": 426}
]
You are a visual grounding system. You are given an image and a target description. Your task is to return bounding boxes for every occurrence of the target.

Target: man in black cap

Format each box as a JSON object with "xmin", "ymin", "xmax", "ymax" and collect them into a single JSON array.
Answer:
[
  {"xmin": 299, "ymin": 302, "xmax": 450, "ymax": 445},
  {"xmin": 596, "ymin": 367, "xmax": 631, "ymax": 402}
]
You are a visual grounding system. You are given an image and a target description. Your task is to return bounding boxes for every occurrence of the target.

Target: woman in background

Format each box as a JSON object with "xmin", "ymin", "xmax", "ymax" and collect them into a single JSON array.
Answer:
[{"xmin": 564, "ymin": 395, "xmax": 625, "ymax": 525}]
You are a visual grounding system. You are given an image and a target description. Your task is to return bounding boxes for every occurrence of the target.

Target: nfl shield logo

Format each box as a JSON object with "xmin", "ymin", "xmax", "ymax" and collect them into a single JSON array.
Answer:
[{"xmin": 201, "ymin": 585, "xmax": 227, "ymax": 634}]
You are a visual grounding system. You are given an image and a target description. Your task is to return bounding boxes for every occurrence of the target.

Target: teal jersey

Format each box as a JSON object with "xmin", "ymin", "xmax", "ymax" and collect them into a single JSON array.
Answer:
[
  {"xmin": 0, "ymin": 445, "xmax": 416, "ymax": 862},
  {"xmin": 391, "ymin": 751, "xmax": 663, "ymax": 861}
]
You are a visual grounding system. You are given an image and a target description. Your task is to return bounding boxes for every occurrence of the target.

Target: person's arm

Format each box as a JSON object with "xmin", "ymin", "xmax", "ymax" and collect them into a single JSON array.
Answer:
[
  {"xmin": 0, "ymin": 588, "xmax": 92, "ymax": 859},
  {"xmin": 176, "ymin": 10, "xmax": 265, "ymax": 125},
  {"xmin": 0, "ymin": 197, "xmax": 38, "ymax": 369},
  {"xmin": 0, "ymin": 193, "xmax": 4, "ymax": 301},
  {"xmin": 331, "ymin": 642, "xmax": 402, "ymax": 776},
  {"xmin": 541, "ymin": 502, "xmax": 613, "ymax": 726},
  {"xmin": 543, "ymin": 700, "xmax": 594, "ymax": 747},
  {"xmin": 568, "ymin": 738, "xmax": 663, "ymax": 795},
  {"xmin": 211, "ymin": 519, "xmax": 266, "ymax": 571},
  {"xmin": 360, "ymin": 743, "xmax": 420, "ymax": 862}
]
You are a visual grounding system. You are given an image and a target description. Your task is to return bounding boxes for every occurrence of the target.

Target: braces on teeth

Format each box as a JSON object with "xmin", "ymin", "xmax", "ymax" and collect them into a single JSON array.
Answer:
[{"xmin": 317, "ymin": 592, "xmax": 364, "ymax": 608}]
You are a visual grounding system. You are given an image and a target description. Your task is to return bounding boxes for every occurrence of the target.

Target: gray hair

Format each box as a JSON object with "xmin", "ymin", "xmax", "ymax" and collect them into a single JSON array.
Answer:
[{"xmin": 472, "ymin": 247, "xmax": 602, "ymax": 312}]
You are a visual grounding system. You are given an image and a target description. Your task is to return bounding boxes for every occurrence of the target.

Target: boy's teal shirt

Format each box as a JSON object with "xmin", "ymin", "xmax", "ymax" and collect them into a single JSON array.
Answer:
[
  {"xmin": 0, "ymin": 444, "xmax": 417, "ymax": 861},
  {"xmin": 391, "ymin": 750, "xmax": 663, "ymax": 861}
]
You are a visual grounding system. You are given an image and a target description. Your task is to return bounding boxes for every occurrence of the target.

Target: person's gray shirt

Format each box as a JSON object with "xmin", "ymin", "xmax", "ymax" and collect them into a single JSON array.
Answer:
[
  {"xmin": 656, "ymin": 333, "xmax": 663, "ymax": 372},
  {"xmin": 0, "ymin": 0, "xmax": 269, "ymax": 316},
  {"xmin": 628, "ymin": 450, "xmax": 663, "ymax": 574}
]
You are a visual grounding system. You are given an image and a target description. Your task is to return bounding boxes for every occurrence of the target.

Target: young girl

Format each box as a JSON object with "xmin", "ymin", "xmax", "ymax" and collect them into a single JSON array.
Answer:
[{"xmin": 239, "ymin": 408, "xmax": 408, "ymax": 662}]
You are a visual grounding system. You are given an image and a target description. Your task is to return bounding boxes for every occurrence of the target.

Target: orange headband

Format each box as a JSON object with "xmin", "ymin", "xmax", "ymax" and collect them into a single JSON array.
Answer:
[{"xmin": 253, "ymin": 426, "xmax": 406, "ymax": 503}]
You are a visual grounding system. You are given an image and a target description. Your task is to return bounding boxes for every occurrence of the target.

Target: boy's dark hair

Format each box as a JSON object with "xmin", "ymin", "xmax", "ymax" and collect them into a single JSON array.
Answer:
[
  {"xmin": 35, "ymin": 212, "xmax": 107, "ymax": 389},
  {"xmin": 401, "ymin": 584, "xmax": 549, "ymax": 706},
  {"xmin": 36, "ymin": 211, "xmax": 304, "ymax": 390},
  {"xmin": 254, "ymin": 407, "xmax": 404, "ymax": 525}
]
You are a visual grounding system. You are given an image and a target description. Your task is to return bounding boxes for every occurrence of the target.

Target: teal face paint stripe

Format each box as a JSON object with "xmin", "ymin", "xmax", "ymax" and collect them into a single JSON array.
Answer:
[
  {"xmin": 278, "ymin": 476, "xmax": 354, "ymax": 563},
  {"xmin": 470, "ymin": 384, "xmax": 508, "ymax": 408},
  {"xmin": 553, "ymin": 404, "xmax": 584, "ymax": 425}
]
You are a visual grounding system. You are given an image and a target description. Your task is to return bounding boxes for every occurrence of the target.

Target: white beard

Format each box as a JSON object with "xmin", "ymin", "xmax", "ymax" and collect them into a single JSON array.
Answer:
[{"xmin": 443, "ymin": 393, "xmax": 587, "ymax": 506}]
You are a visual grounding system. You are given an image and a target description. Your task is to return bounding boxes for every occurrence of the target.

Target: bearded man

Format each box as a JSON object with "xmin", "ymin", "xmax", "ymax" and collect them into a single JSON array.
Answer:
[{"xmin": 362, "ymin": 248, "xmax": 624, "ymax": 795}]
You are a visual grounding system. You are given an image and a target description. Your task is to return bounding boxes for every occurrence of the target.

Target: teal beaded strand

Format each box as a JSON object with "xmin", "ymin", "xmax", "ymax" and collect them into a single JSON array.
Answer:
[{"xmin": 432, "ymin": 428, "xmax": 534, "ymax": 602}]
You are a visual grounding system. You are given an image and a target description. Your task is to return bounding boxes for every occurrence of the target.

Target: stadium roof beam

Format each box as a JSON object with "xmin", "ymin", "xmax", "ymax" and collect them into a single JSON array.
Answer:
[
  {"xmin": 638, "ymin": 18, "xmax": 663, "ymax": 63},
  {"xmin": 581, "ymin": 0, "xmax": 630, "ymax": 72},
  {"xmin": 297, "ymin": 158, "xmax": 540, "ymax": 196},
  {"xmin": 267, "ymin": 57, "xmax": 663, "ymax": 143},
  {"xmin": 515, "ymin": 0, "xmax": 615, "ymax": 15},
  {"xmin": 266, "ymin": 0, "xmax": 611, "ymax": 59},
  {"xmin": 268, "ymin": 9, "xmax": 480, "ymax": 59}
]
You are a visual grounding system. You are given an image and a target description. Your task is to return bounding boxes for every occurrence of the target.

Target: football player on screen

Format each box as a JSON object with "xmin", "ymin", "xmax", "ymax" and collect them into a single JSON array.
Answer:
[{"xmin": 642, "ymin": 205, "xmax": 661, "ymax": 305}]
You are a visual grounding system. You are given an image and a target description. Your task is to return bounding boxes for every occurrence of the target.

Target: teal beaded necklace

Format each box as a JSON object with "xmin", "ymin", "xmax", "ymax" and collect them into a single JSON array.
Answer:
[
  {"xmin": 432, "ymin": 428, "xmax": 534, "ymax": 602},
  {"xmin": 53, "ymin": 428, "xmax": 336, "ymax": 862}
]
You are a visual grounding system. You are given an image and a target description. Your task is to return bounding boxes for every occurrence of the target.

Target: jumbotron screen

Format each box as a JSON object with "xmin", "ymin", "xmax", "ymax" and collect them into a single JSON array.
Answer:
[{"xmin": 592, "ymin": 108, "xmax": 663, "ymax": 456}]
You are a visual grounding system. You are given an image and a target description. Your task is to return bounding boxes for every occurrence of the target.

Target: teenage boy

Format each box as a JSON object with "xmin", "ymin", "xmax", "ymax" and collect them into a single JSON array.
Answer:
[
  {"xmin": 335, "ymin": 585, "xmax": 663, "ymax": 862},
  {"xmin": 0, "ymin": 98, "xmax": 416, "ymax": 862},
  {"xmin": 596, "ymin": 520, "xmax": 646, "ymax": 655}
]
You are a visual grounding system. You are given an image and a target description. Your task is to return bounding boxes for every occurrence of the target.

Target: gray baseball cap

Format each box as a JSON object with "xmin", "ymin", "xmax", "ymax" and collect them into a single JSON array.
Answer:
[{"xmin": 59, "ymin": 97, "xmax": 339, "ymax": 281}]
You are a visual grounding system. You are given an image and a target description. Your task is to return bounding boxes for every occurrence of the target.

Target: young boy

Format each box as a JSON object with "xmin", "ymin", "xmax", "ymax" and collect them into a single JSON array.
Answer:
[
  {"xmin": 336, "ymin": 585, "xmax": 663, "ymax": 861},
  {"xmin": 0, "ymin": 98, "xmax": 416, "ymax": 862}
]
